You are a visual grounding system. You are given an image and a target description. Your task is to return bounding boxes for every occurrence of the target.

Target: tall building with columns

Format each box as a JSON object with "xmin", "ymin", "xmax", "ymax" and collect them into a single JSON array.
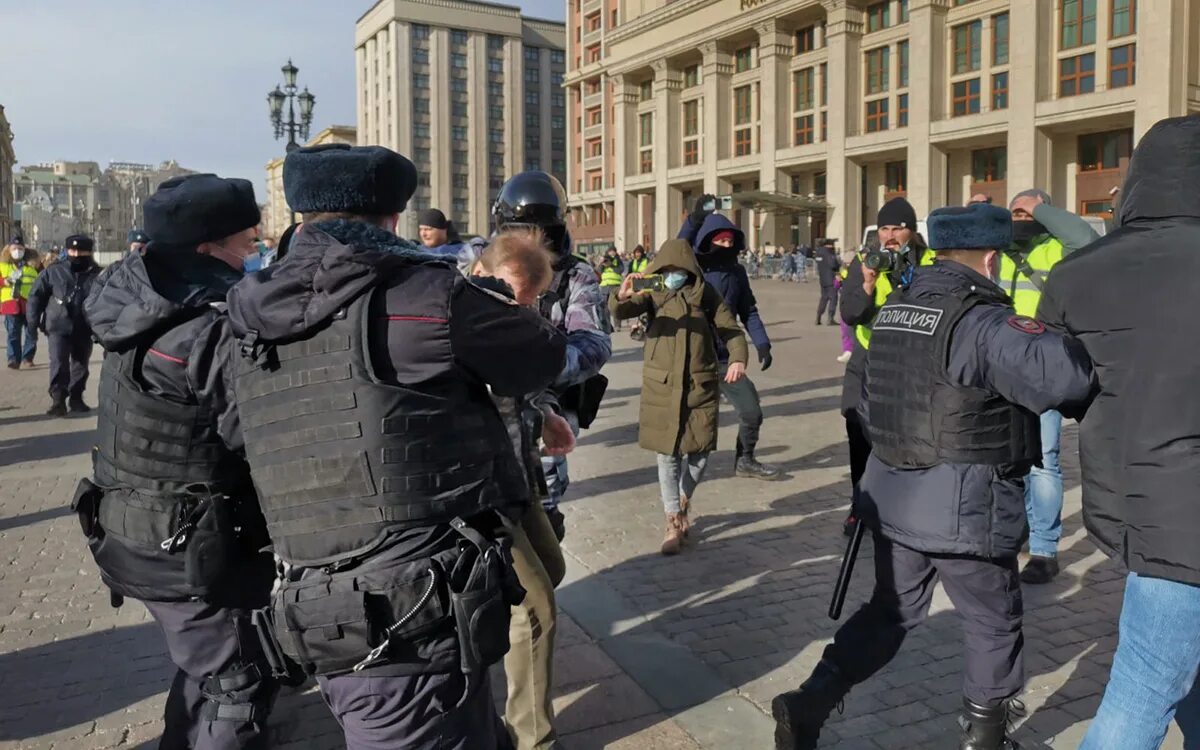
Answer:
[
  {"xmin": 356, "ymin": 0, "xmax": 567, "ymax": 240},
  {"xmin": 566, "ymin": 0, "xmax": 1194, "ymax": 256}
]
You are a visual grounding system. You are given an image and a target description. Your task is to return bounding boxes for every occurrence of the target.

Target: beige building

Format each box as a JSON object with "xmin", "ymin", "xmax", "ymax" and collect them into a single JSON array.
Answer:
[
  {"xmin": 0, "ymin": 106, "xmax": 14, "ymax": 246},
  {"xmin": 264, "ymin": 125, "xmax": 358, "ymax": 239},
  {"xmin": 356, "ymin": 0, "xmax": 567, "ymax": 239},
  {"xmin": 566, "ymin": 0, "xmax": 1193, "ymax": 254}
]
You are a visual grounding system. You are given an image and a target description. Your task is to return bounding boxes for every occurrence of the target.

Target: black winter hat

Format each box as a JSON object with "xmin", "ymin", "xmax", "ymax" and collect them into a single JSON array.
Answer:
[
  {"xmin": 877, "ymin": 197, "xmax": 918, "ymax": 230},
  {"xmin": 284, "ymin": 143, "xmax": 417, "ymax": 215},
  {"xmin": 144, "ymin": 174, "xmax": 260, "ymax": 247},
  {"xmin": 417, "ymin": 208, "xmax": 449, "ymax": 229},
  {"xmin": 926, "ymin": 203, "xmax": 1012, "ymax": 251},
  {"xmin": 64, "ymin": 234, "xmax": 95, "ymax": 252},
  {"xmin": 128, "ymin": 229, "xmax": 149, "ymax": 244}
]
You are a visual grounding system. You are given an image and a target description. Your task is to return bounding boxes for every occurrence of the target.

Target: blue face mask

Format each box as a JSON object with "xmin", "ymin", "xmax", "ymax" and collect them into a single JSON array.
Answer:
[
  {"xmin": 242, "ymin": 252, "xmax": 264, "ymax": 275},
  {"xmin": 664, "ymin": 270, "xmax": 689, "ymax": 290}
]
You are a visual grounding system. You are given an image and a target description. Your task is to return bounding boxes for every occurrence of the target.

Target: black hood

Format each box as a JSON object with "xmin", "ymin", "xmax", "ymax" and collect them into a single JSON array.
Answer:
[
  {"xmin": 85, "ymin": 252, "xmax": 240, "ymax": 351},
  {"xmin": 1119, "ymin": 115, "xmax": 1200, "ymax": 225},
  {"xmin": 226, "ymin": 219, "xmax": 450, "ymax": 344}
]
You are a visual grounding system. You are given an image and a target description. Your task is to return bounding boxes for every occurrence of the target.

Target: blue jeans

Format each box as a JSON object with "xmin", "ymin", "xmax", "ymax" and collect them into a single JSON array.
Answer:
[
  {"xmin": 1081, "ymin": 573, "xmax": 1200, "ymax": 750},
  {"xmin": 1024, "ymin": 410, "xmax": 1063, "ymax": 558},
  {"xmin": 4, "ymin": 314, "xmax": 36, "ymax": 364}
]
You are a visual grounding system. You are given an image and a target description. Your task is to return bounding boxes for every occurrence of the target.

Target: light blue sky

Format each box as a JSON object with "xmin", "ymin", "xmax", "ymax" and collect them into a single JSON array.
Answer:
[{"xmin": 1, "ymin": 0, "xmax": 564, "ymax": 200}]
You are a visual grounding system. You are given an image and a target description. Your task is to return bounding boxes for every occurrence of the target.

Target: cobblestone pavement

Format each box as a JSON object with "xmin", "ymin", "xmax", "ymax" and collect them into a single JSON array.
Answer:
[{"xmin": 0, "ymin": 279, "xmax": 1185, "ymax": 749}]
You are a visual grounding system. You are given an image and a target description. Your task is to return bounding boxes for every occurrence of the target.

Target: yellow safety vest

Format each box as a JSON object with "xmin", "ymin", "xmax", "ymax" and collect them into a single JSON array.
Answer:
[
  {"xmin": 0, "ymin": 261, "xmax": 38, "ymax": 305},
  {"xmin": 630, "ymin": 258, "xmax": 648, "ymax": 274},
  {"xmin": 855, "ymin": 248, "xmax": 937, "ymax": 350},
  {"xmin": 600, "ymin": 265, "xmax": 623, "ymax": 287},
  {"xmin": 998, "ymin": 236, "xmax": 1065, "ymax": 319}
]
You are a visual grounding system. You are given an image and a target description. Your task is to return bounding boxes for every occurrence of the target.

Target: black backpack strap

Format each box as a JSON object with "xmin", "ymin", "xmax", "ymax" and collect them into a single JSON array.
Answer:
[{"xmin": 1003, "ymin": 248, "xmax": 1047, "ymax": 292}]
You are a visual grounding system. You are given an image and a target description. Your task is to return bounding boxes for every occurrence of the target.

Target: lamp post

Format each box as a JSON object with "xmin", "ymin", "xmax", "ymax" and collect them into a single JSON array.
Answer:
[{"xmin": 267, "ymin": 59, "xmax": 316, "ymax": 154}]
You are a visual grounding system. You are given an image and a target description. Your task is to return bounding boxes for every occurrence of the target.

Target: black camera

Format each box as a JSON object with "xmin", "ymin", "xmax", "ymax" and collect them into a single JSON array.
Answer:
[{"xmin": 864, "ymin": 247, "xmax": 906, "ymax": 271}]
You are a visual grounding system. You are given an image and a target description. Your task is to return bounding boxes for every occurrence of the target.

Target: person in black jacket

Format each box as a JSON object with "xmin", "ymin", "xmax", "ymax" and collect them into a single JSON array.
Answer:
[
  {"xmin": 813, "ymin": 239, "xmax": 841, "ymax": 325},
  {"xmin": 224, "ymin": 144, "xmax": 566, "ymax": 750},
  {"xmin": 27, "ymin": 233, "xmax": 100, "ymax": 416},
  {"xmin": 773, "ymin": 204, "xmax": 1095, "ymax": 750},
  {"xmin": 79, "ymin": 174, "xmax": 277, "ymax": 749},
  {"xmin": 1038, "ymin": 114, "xmax": 1200, "ymax": 750}
]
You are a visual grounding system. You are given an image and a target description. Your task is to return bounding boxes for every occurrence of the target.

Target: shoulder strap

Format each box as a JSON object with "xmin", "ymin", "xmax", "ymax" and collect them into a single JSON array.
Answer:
[{"xmin": 1003, "ymin": 248, "xmax": 1047, "ymax": 291}]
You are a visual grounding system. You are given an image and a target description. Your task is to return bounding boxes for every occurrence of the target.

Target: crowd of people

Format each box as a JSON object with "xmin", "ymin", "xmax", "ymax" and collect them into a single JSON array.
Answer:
[{"xmin": 5, "ymin": 114, "xmax": 1194, "ymax": 750}]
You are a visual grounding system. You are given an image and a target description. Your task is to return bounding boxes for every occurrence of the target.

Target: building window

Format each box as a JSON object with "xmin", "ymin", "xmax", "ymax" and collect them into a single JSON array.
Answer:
[
  {"xmin": 489, "ymin": 127, "xmax": 503, "ymax": 143},
  {"xmin": 488, "ymin": 34, "xmax": 505, "ymax": 50},
  {"xmin": 684, "ymin": 65, "xmax": 700, "ymax": 88},
  {"xmin": 1111, "ymin": 0, "xmax": 1135, "ymax": 37},
  {"xmin": 639, "ymin": 80, "xmax": 653, "ymax": 101},
  {"xmin": 453, "ymin": 174, "xmax": 469, "ymax": 189},
  {"xmin": 414, "ymin": 98, "xmax": 430, "ymax": 114},
  {"xmin": 972, "ymin": 147, "xmax": 1007, "ymax": 182},
  {"xmin": 413, "ymin": 48, "xmax": 429, "ymax": 64},
  {"xmin": 552, "ymin": 71, "xmax": 564, "ymax": 86},
  {"xmin": 1059, "ymin": 53, "xmax": 1096, "ymax": 96},
  {"xmin": 992, "ymin": 72, "xmax": 1009, "ymax": 109},
  {"xmin": 450, "ymin": 29, "xmax": 468, "ymax": 45},
  {"xmin": 525, "ymin": 67, "xmax": 539, "ymax": 83},
  {"xmin": 794, "ymin": 114, "xmax": 815, "ymax": 145},
  {"xmin": 1080, "ymin": 199, "xmax": 1113, "ymax": 215},
  {"xmin": 815, "ymin": 171, "xmax": 827, "ymax": 195},
  {"xmin": 552, "ymin": 115, "xmax": 565, "ymax": 130},
  {"xmin": 586, "ymin": 138, "xmax": 602, "ymax": 157},
  {"xmin": 585, "ymin": 44, "xmax": 601, "ymax": 63},
  {"xmin": 451, "ymin": 78, "xmax": 468, "ymax": 93},
  {"xmin": 953, "ymin": 20, "xmax": 982, "ymax": 73},
  {"xmin": 866, "ymin": 2, "xmax": 889, "ymax": 32},
  {"xmin": 898, "ymin": 40, "xmax": 909, "ymax": 88},
  {"xmin": 683, "ymin": 100, "xmax": 699, "ymax": 136},
  {"xmin": 488, "ymin": 59, "xmax": 503, "ymax": 73},
  {"xmin": 551, "ymin": 49, "xmax": 565, "ymax": 64},
  {"xmin": 795, "ymin": 25, "xmax": 816, "ymax": 54},
  {"xmin": 413, "ymin": 123, "xmax": 430, "ymax": 138},
  {"xmin": 552, "ymin": 92, "xmax": 565, "ymax": 107},
  {"xmin": 525, "ymin": 46, "xmax": 540, "ymax": 62},
  {"xmin": 452, "ymin": 126, "xmax": 468, "ymax": 141},
  {"xmin": 952, "ymin": 78, "xmax": 981, "ymax": 116},
  {"xmin": 820, "ymin": 111, "xmax": 828, "ymax": 141},
  {"xmin": 453, "ymin": 150, "xmax": 468, "ymax": 166},
  {"xmin": 412, "ymin": 24, "xmax": 430, "ymax": 40},
  {"xmin": 413, "ymin": 73, "xmax": 429, "ymax": 89},
  {"xmin": 611, "ymin": 8, "xmax": 618, "ymax": 26},
  {"xmin": 587, "ymin": 107, "xmax": 602, "ymax": 126},
  {"xmin": 590, "ymin": 173, "xmax": 603, "ymax": 190},
  {"xmin": 885, "ymin": 161, "xmax": 907, "ymax": 192},
  {"xmin": 639, "ymin": 112, "xmax": 653, "ymax": 148},
  {"xmin": 865, "ymin": 48, "xmax": 889, "ymax": 95},
  {"xmin": 734, "ymin": 85, "xmax": 753, "ymax": 125},
  {"xmin": 414, "ymin": 147, "xmax": 430, "ymax": 162},
  {"xmin": 734, "ymin": 128, "xmax": 753, "ymax": 156},
  {"xmin": 1079, "ymin": 129, "xmax": 1132, "ymax": 171},
  {"xmin": 640, "ymin": 151, "xmax": 653, "ymax": 173},
  {"xmin": 585, "ymin": 78, "xmax": 601, "ymax": 95},
  {"xmin": 1061, "ymin": 0, "xmax": 1097, "ymax": 49},
  {"xmin": 899, "ymin": 0, "xmax": 910, "ymax": 22},
  {"xmin": 993, "ymin": 13, "xmax": 1009, "ymax": 65},
  {"xmin": 897, "ymin": 93, "xmax": 909, "ymax": 127},
  {"xmin": 417, "ymin": 171, "xmax": 431, "ymax": 187},
  {"xmin": 1110, "ymin": 44, "xmax": 1136, "ymax": 88},
  {"xmin": 585, "ymin": 12, "xmax": 601, "ymax": 31},
  {"xmin": 683, "ymin": 140, "xmax": 699, "ymax": 165},
  {"xmin": 819, "ymin": 63, "xmax": 827, "ymax": 106},
  {"xmin": 735, "ymin": 46, "xmax": 755, "ymax": 73},
  {"xmin": 453, "ymin": 101, "xmax": 468, "ymax": 117},
  {"xmin": 865, "ymin": 98, "xmax": 889, "ymax": 132},
  {"xmin": 794, "ymin": 68, "xmax": 815, "ymax": 110},
  {"xmin": 525, "ymin": 91, "xmax": 540, "ymax": 105}
]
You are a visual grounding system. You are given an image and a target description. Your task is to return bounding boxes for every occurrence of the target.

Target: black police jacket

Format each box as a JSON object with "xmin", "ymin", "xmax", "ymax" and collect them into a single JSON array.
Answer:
[
  {"xmin": 27, "ymin": 258, "xmax": 100, "ymax": 336},
  {"xmin": 1039, "ymin": 115, "xmax": 1200, "ymax": 586},
  {"xmin": 858, "ymin": 261, "xmax": 1094, "ymax": 558}
]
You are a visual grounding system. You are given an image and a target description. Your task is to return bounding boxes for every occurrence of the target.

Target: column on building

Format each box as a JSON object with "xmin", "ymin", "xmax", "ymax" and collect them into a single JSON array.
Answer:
[
  {"xmin": 468, "ymin": 32, "xmax": 490, "ymax": 237},
  {"xmin": 1005, "ymin": 0, "xmax": 1048, "ymax": 201},
  {"xmin": 612, "ymin": 73, "xmax": 639, "ymax": 252},
  {"xmin": 823, "ymin": 0, "xmax": 863, "ymax": 248},
  {"xmin": 757, "ymin": 18, "xmax": 792, "ymax": 247},
  {"xmin": 503, "ymin": 35, "xmax": 526, "ymax": 180},
  {"xmin": 700, "ymin": 41, "xmax": 732, "ymax": 195},
  {"xmin": 431, "ymin": 27, "xmax": 453, "ymax": 214},
  {"xmin": 1134, "ymin": 0, "xmax": 1190, "ymax": 139},
  {"xmin": 905, "ymin": 0, "xmax": 948, "ymax": 218},
  {"xmin": 539, "ymin": 46, "xmax": 553, "ymax": 174},
  {"xmin": 391, "ymin": 20, "xmax": 416, "ymax": 236},
  {"xmin": 652, "ymin": 59, "xmax": 683, "ymax": 249}
]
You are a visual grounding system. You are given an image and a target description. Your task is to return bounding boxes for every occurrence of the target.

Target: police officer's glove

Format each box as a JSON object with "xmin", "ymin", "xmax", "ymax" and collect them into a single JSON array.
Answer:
[
  {"xmin": 689, "ymin": 194, "xmax": 717, "ymax": 227},
  {"xmin": 757, "ymin": 345, "xmax": 773, "ymax": 371}
]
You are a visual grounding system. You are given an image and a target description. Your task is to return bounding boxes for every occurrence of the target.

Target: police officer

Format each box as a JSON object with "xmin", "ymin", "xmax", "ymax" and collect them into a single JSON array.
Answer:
[
  {"xmin": 837, "ymin": 198, "xmax": 935, "ymax": 534},
  {"xmin": 224, "ymin": 144, "xmax": 566, "ymax": 749},
  {"xmin": 127, "ymin": 228, "xmax": 150, "ymax": 256},
  {"xmin": 492, "ymin": 171, "xmax": 613, "ymax": 541},
  {"xmin": 79, "ymin": 174, "xmax": 276, "ymax": 748},
  {"xmin": 772, "ymin": 204, "xmax": 1095, "ymax": 750},
  {"xmin": 678, "ymin": 197, "xmax": 780, "ymax": 479},
  {"xmin": 1001, "ymin": 189, "xmax": 1098, "ymax": 585},
  {"xmin": 26, "ymin": 233, "xmax": 100, "ymax": 416}
]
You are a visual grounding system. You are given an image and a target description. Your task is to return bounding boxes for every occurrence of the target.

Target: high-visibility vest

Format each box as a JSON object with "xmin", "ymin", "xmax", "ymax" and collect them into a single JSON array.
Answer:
[
  {"xmin": 630, "ymin": 257, "xmax": 648, "ymax": 274},
  {"xmin": 998, "ymin": 236, "xmax": 1065, "ymax": 319},
  {"xmin": 0, "ymin": 261, "xmax": 38, "ymax": 305},
  {"xmin": 855, "ymin": 248, "xmax": 937, "ymax": 350},
  {"xmin": 600, "ymin": 264, "xmax": 623, "ymax": 287}
]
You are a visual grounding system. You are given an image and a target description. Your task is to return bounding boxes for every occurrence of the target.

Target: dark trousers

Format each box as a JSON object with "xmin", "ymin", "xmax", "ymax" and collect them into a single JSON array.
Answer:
[
  {"xmin": 844, "ymin": 410, "xmax": 872, "ymax": 519},
  {"xmin": 141, "ymin": 599, "xmax": 278, "ymax": 750},
  {"xmin": 817, "ymin": 284, "xmax": 839, "ymax": 323},
  {"xmin": 720, "ymin": 370, "xmax": 764, "ymax": 457},
  {"xmin": 318, "ymin": 669, "xmax": 499, "ymax": 750},
  {"xmin": 4, "ymin": 314, "xmax": 36, "ymax": 364},
  {"xmin": 824, "ymin": 535, "xmax": 1025, "ymax": 706},
  {"xmin": 47, "ymin": 331, "xmax": 92, "ymax": 403}
]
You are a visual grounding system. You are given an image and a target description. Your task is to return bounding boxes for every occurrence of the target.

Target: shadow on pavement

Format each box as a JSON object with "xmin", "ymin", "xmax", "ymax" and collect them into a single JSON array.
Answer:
[
  {"xmin": 0, "ymin": 504, "xmax": 71, "ymax": 532},
  {"xmin": 0, "ymin": 428, "xmax": 95, "ymax": 466}
]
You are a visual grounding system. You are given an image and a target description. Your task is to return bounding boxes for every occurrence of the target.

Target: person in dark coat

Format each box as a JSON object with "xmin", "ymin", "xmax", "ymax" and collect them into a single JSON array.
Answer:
[
  {"xmin": 813, "ymin": 239, "xmax": 841, "ymax": 325},
  {"xmin": 27, "ymin": 233, "xmax": 100, "ymax": 416},
  {"xmin": 773, "ymin": 203, "xmax": 1095, "ymax": 750},
  {"xmin": 81, "ymin": 174, "xmax": 278, "ymax": 748},
  {"xmin": 1038, "ymin": 114, "xmax": 1200, "ymax": 750},
  {"xmin": 224, "ymin": 144, "xmax": 566, "ymax": 750},
  {"xmin": 678, "ymin": 197, "xmax": 781, "ymax": 479}
]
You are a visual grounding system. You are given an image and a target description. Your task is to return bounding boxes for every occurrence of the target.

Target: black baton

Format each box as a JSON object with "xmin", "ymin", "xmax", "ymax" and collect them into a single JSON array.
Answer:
[{"xmin": 828, "ymin": 517, "xmax": 865, "ymax": 620}]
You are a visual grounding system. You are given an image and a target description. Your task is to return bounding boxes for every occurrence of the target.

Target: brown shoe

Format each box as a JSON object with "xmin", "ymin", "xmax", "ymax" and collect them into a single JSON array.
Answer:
[
  {"xmin": 661, "ymin": 513, "xmax": 684, "ymax": 556},
  {"xmin": 678, "ymin": 495, "xmax": 691, "ymax": 538},
  {"xmin": 22, "ymin": 359, "xmax": 33, "ymax": 368}
]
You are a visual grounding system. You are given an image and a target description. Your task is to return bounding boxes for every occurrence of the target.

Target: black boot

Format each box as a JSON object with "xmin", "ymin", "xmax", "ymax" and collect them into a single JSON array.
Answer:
[
  {"xmin": 68, "ymin": 397, "xmax": 91, "ymax": 413},
  {"xmin": 736, "ymin": 454, "xmax": 782, "ymax": 480},
  {"xmin": 545, "ymin": 506, "xmax": 566, "ymax": 542},
  {"xmin": 959, "ymin": 696, "xmax": 1022, "ymax": 750},
  {"xmin": 771, "ymin": 659, "xmax": 851, "ymax": 750},
  {"xmin": 46, "ymin": 400, "xmax": 67, "ymax": 417}
]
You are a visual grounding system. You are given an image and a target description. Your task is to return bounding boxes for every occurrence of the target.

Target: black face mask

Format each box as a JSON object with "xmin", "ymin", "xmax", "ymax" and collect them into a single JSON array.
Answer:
[
  {"xmin": 68, "ymin": 256, "xmax": 93, "ymax": 272},
  {"xmin": 1011, "ymin": 220, "xmax": 1048, "ymax": 246}
]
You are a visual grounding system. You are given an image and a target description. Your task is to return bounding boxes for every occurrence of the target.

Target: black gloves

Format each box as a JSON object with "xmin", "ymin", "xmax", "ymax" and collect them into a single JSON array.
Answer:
[
  {"xmin": 757, "ymin": 345, "xmax": 773, "ymax": 371},
  {"xmin": 690, "ymin": 194, "xmax": 717, "ymax": 228}
]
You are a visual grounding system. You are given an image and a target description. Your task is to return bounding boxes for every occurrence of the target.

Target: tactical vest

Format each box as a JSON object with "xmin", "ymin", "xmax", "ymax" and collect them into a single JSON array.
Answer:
[
  {"xmin": 866, "ymin": 283, "xmax": 1040, "ymax": 470},
  {"xmin": 234, "ymin": 283, "xmax": 511, "ymax": 568},
  {"xmin": 998, "ymin": 236, "xmax": 1064, "ymax": 318},
  {"xmin": 855, "ymin": 248, "xmax": 937, "ymax": 349}
]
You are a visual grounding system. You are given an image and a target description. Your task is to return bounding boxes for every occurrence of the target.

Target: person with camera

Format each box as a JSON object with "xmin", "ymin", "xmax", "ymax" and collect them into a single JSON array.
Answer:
[
  {"xmin": 772, "ymin": 203, "xmax": 1096, "ymax": 750},
  {"xmin": 837, "ymin": 198, "xmax": 934, "ymax": 535},
  {"xmin": 26, "ymin": 233, "xmax": 100, "ymax": 416},
  {"xmin": 1001, "ymin": 189, "xmax": 1099, "ymax": 585},
  {"xmin": 678, "ymin": 196, "xmax": 781, "ymax": 480},
  {"xmin": 224, "ymin": 145, "xmax": 566, "ymax": 749},
  {"xmin": 78, "ymin": 174, "xmax": 279, "ymax": 749},
  {"xmin": 612, "ymin": 239, "xmax": 749, "ymax": 555}
]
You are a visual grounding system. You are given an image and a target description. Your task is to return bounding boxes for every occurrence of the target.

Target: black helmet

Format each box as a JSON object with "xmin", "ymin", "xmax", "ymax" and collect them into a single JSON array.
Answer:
[{"xmin": 492, "ymin": 171, "xmax": 570, "ymax": 255}]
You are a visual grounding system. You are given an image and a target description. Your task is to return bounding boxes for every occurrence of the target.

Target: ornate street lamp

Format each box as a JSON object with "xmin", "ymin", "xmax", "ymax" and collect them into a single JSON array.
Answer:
[{"xmin": 267, "ymin": 59, "xmax": 315, "ymax": 153}]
